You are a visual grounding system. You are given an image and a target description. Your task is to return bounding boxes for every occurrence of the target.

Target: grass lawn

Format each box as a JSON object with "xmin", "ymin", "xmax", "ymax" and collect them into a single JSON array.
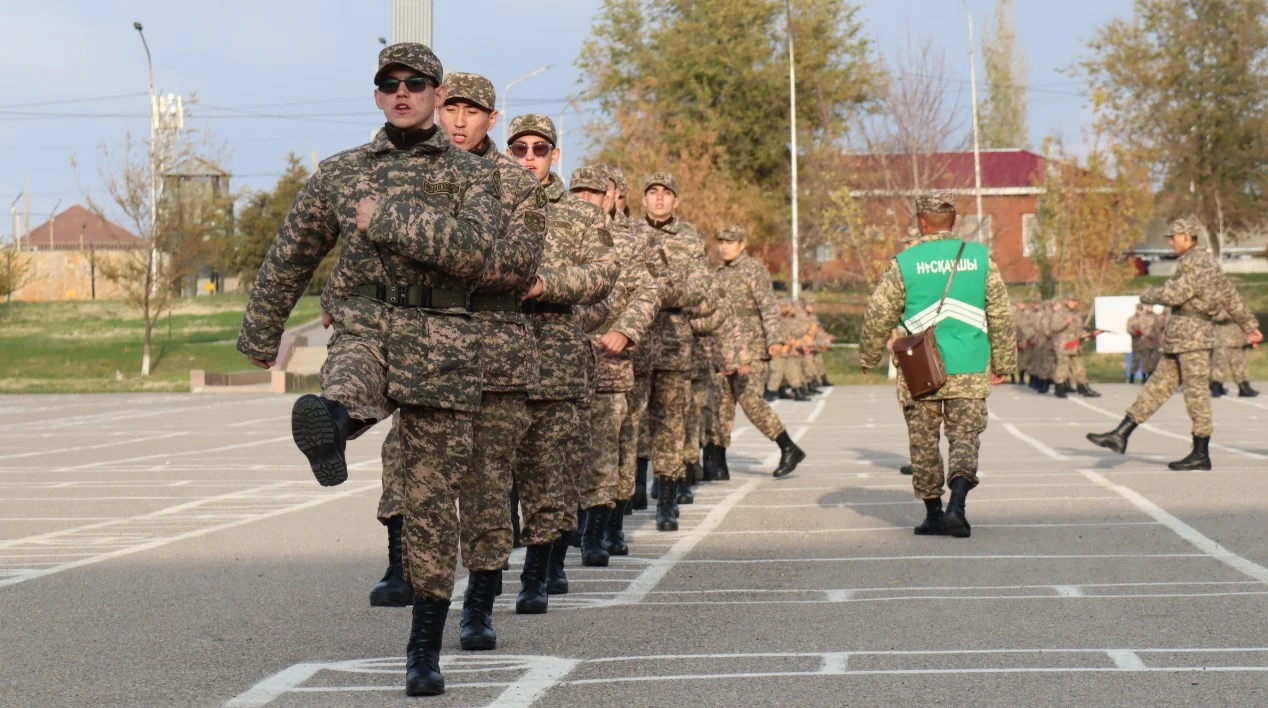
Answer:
[{"xmin": 0, "ymin": 296, "xmax": 321, "ymax": 393}]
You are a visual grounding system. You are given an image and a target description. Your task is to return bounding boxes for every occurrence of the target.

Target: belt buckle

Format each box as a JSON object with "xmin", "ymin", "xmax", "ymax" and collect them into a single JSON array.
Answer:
[{"xmin": 384, "ymin": 284, "xmax": 404, "ymax": 306}]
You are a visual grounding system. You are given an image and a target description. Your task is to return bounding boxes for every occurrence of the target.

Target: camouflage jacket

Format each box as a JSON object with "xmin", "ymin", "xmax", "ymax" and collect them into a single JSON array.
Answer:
[
  {"xmin": 643, "ymin": 216, "xmax": 710, "ymax": 372},
  {"xmin": 716, "ymin": 251, "xmax": 784, "ymax": 360},
  {"xmin": 1213, "ymin": 293, "xmax": 1258, "ymax": 348},
  {"xmin": 1014, "ymin": 307, "xmax": 1031, "ymax": 346},
  {"xmin": 577, "ymin": 217, "xmax": 662, "ymax": 393},
  {"xmin": 528, "ymin": 172, "xmax": 618, "ymax": 400},
  {"xmin": 859, "ymin": 233, "xmax": 1017, "ymax": 400},
  {"xmin": 238, "ymin": 125, "xmax": 501, "ymax": 412},
  {"xmin": 469, "ymin": 139, "xmax": 547, "ymax": 392},
  {"xmin": 688, "ymin": 273, "xmax": 748, "ymax": 376},
  {"xmin": 1048, "ymin": 304, "xmax": 1085, "ymax": 354},
  {"xmin": 1140, "ymin": 247, "xmax": 1256, "ymax": 353},
  {"xmin": 1126, "ymin": 312, "xmax": 1147, "ymax": 340}
]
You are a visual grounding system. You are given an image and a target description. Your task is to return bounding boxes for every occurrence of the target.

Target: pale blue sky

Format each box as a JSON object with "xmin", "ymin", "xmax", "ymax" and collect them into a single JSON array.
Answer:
[{"xmin": 1, "ymin": 0, "xmax": 1132, "ymax": 230}]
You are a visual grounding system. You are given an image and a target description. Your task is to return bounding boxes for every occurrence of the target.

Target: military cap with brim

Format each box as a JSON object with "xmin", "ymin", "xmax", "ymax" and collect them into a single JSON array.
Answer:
[
  {"xmin": 569, "ymin": 166, "xmax": 608, "ymax": 193},
  {"xmin": 915, "ymin": 190, "xmax": 957, "ymax": 215},
  {"xmin": 507, "ymin": 114, "xmax": 557, "ymax": 145},
  {"xmin": 717, "ymin": 226, "xmax": 747, "ymax": 242},
  {"xmin": 609, "ymin": 166, "xmax": 628, "ymax": 194},
  {"xmin": 375, "ymin": 43, "xmax": 443, "ymax": 86},
  {"xmin": 1167, "ymin": 216, "xmax": 1203, "ymax": 239},
  {"xmin": 643, "ymin": 171, "xmax": 679, "ymax": 196},
  {"xmin": 442, "ymin": 72, "xmax": 495, "ymax": 112}
]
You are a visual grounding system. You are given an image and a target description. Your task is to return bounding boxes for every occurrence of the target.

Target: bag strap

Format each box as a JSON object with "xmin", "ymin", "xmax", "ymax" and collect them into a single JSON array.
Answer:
[{"xmin": 930, "ymin": 240, "xmax": 968, "ymax": 330}]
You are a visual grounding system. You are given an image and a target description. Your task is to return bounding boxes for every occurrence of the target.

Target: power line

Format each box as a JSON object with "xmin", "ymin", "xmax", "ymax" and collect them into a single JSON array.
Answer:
[{"xmin": 0, "ymin": 92, "xmax": 147, "ymax": 110}]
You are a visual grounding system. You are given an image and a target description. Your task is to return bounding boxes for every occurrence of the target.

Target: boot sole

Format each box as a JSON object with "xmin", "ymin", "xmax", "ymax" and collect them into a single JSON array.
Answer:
[
  {"xmin": 773, "ymin": 449, "xmax": 806, "ymax": 478},
  {"xmin": 405, "ymin": 679, "xmax": 444, "ymax": 697},
  {"xmin": 515, "ymin": 597, "xmax": 548, "ymax": 614},
  {"xmin": 944, "ymin": 514, "xmax": 971, "ymax": 538},
  {"xmin": 1086, "ymin": 434, "xmax": 1127, "ymax": 455},
  {"xmin": 1168, "ymin": 463, "xmax": 1212, "ymax": 471},
  {"xmin": 291, "ymin": 395, "xmax": 347, "ymax": 487},
  {"xmin": 459, "ymin": 634, "xmax": 497, "ymax": 651},
  {"xmin": 581, "ymin": 554, "xmax": 610, "ymax": 567},
  {"xmin": 656, "ymin": 520, "xmax": 679, "ymax": 531},
  {"xmin": 369, "ymin": 588, "xmax": 413, "ymax": 607}
]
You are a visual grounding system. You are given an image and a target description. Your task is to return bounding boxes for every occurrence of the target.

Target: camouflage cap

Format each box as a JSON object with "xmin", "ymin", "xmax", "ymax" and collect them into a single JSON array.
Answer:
[
  {"xmin": 609, "ymin": 166, "xmax": 628, "ymax": 194},
  {"xmin": 569, "ymin": 166, "xmax": 608, "ymax": 193},
  {"xmin": 1167, "ymin": 216, "xmax": 1203, "ymax": 239},
  {"xmin": 643, "ymin": 171, "xmax": 679, "ymax": 196},
  {"xmin": 441, "ymin": 72, "xmax": 495, "ymax": 112},
  {"xmin": 507, "ymin": 113, "xmax": 556, "ymax": 146},
  {"xmin": 717, "ymin": 225, "xmax": 747, "ymax": 242},
  {"xmin": 915, "ymin": 190, "xmax": 956, "ymax": 215},
  {"xmin": 374, "ymin": 43, "xmax": 443, "ymax": 86}
]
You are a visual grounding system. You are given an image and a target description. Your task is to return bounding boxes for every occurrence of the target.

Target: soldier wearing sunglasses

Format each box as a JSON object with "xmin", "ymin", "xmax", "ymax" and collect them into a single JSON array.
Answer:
[
  {"xmin": 504, "ymin": 114, "xmax": 618, "ymax": 615},
  {"xmin": 236, "ymin": 43, "xmax": 503, "ymax": 699}
]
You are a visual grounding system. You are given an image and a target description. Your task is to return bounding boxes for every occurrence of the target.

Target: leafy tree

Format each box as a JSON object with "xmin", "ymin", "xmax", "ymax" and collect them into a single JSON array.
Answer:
[
  {"xmin": 980, "ymin": 0, "xmax": 1030, "ymax": 149},
  {"xmin": 0, "ymin": 246, "xmax": 30, "ymax": 303},
  {"xmin": 229, "ymin": 153, "xmax": 311, "ymax": 289}
]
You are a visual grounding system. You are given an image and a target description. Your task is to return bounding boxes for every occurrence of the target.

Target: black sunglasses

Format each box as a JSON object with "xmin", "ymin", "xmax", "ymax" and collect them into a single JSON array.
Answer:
[
  {"xmin": 510, "ymin": 142, "xmax": 553, "ymax": 158},
  {"xmin": 376, "ymin": 76, "xmax": 434, "ymax": 94}
]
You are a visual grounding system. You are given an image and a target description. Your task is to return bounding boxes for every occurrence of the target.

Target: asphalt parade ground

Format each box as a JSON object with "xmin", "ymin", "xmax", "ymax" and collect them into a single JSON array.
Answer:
[{"xmin": 2, "ymin": 384, "xmax": 1267, "ymax": 707}]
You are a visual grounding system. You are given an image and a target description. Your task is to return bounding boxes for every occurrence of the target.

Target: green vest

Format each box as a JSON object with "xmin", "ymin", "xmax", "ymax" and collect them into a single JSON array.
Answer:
[{"xmin": 895, "ymin": 238, "xmax": 991, "ymax": 375}]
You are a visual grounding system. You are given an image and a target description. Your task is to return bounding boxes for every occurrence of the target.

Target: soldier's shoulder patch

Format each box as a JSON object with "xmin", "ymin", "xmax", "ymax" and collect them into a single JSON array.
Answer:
[
  {"xmin": 424, "ymin": 180, "xmax": 460, "ymax": 195},
  {"xmin": 524, "ymin": 211, "xmax": 547, "ymax": 235},
  {"xmin": 534, "ymin": 188, "xmax": 548, "ymax": 209},
  {"xmin": 597, "ymin": 226, "xmax": 614, "ymax": 248},
  {"xmin": 549, "ymin": 218, "xmax": 572, "ymax": 231}
]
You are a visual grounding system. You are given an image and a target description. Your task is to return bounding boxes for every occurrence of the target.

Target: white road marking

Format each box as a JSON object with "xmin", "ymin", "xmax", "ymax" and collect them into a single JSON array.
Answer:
[
  {"xmin": 737, "ymin": 495, "xmax": 1125, "ymax": 509},
  {"xmin": 57, "ymin": 435, "xmax": 293, "ymax": 471},
  {"xmin": 1002, "ymin": 423, "xmax": 1071, "ymax": 461},
  {"xmin": 673, "ymin": 553, "xmax": 1210, "ymax": 564},
  {"xmin": 1070, "ymin": 398, "xmax": 1267, "ymax": 460},
  {"xmin": 707, "ymin": 521, "xmax": 1161, "ymax": 536},
  {"xmin": 1081, "ymin": 469, "xmax": 1268, "ymax": 584},
  {"xmin": 0, "ymin": 431, "xmax": 190, "ymax": 461},
  {"xmin": 1106, "ymin": 650, "xmax": 1146, "ymax": 669}
]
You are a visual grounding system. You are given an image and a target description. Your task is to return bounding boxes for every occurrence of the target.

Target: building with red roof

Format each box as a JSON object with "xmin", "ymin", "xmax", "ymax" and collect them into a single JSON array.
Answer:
[{"xmin": 22, "ymin": 204, "xmax": 147, "ymax": 251}]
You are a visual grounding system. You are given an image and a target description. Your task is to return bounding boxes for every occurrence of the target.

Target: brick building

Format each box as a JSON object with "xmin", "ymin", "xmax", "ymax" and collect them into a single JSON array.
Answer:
[{"xmin": 8, "ymin": 204, "xmax": 148, "ymax": 301}]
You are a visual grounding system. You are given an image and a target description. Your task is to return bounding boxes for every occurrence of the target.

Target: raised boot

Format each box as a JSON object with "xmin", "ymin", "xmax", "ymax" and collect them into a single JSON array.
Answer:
[
  {"xmin": 1210, "ymin": 381, "xmax": 1224, "ymax": 398},
  {"xmin": 603, "ymin": 500, "xmax": 630, "ymax": 556},
  {"xmin": 943, "ymin": 477, "xmax": 972, "ymax": 538},
  {"xmin": 459, "ymin": 570, "xmax": 500, "ymax": 651},
  {"xmin": 546, "ymin": 536, "xmax": 569, "ymax": 594},
  {"xmin": 1239, "ymin": 381, "xmax": 1260, "ymax": 398},
  {"xmin": 404, "ymin": 599, "xmax": 449, "ymax": 697},
  {"xmin": 701, "ymin": 444, "xmax": 721, "ymax": 482},
  {"xmin": 717, "ymin": 446, "xmax": 731, "ymax": 481},
  {"xmin": 632, "ymin": 458, "xmax": 649, "ymax": 509},
  {"xmin": 369, "ymin": 516, "xmax": 413, "ymax": 607},
  {"xmin": 914, "ymin": 498, "xmax": 948, "ymax": 536},
  {"xmin": 1054, "ymin": 381, "xmax": 1069, "ymax": 398},
  {"xmin": 655, "ymin": 478, "xmax": 679, "ymax": 531},
  {"xmin": 580, "ymin": 505, "xmax": 612, "ymax": 567},
  {"xmin": 1087, "ymin": 416, "xmax": 1138, "ymax": 454},
  {"xmin": 1077, "ymin": 383, "xmax": 1101, "ymax": 398},
  {"xmin": 773, "ymin": 431, "xmax": 806, "ymax": 478},
  {"xmin": 291, "ymin": 394, "xmax": 370, "ymax": 487},
  {"xmin": 515, "ymin": 544, "xmax": 550, "ymax": 614},
  {"xmin": 1168, "ymin": 435, "xmax": 1212, "ymax": 471}
]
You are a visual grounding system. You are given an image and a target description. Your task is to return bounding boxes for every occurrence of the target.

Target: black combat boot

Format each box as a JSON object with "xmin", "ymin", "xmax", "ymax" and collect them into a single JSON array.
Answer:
[
  {"xmin": 369, "ymin": 516, "xmax": 414, "ymax": 607},
  {"xmin": 675, "ymin": 470, "xmax": 695, "ymax": 505},
  {"xmin": 1210, "ymin": 381, "xmax": 1224, "ymax": 398},
  {"xmin": 604, "ymin": 500, "xmax": 630, "ymax": 556},
  {"xmin": 914, "ymin": 498, "xmax": 948, "ymax": 536},
  {"xmin": 900, "ymin": 464, "xmax": 913, "ymax": 476},
  {"xmin": 1168, "ymin": 436, "xmax": 1212, "ymax": 471},
  {"xmin": 717, "ymin": 447, "xmax": 731, "ymax": 481},
  {"xmin": 778, "ymin": 384, "xmax": 794, "ymax": 400},
  {"xmin": 821, "ymin": 375, "xmax": 833, "ymax": 387},
  {"xmin": 515, "ymin": 543, "xmax": 550, "ymax": 614},
  {"xmin": 404, "ymin": 599, "xmax": 449, "ymax": 696},
  {"xmin": 763, "ymin": 390, "xmax": 778, "ymax": 402},
  {"xmin": 1087, "ymin": 416, "xmax": 1139, "ymax": 454},
  {"xmin": 793, "ymin": 386, "xmax": 811, "ymax": 402},
  {"xmin": 806, "ymin": 381, "xmax": 820, "ymax": 395},
  {"xmin": 580, "ymin": 505, "xmax": 611, "ymax": 567},
  {"xmin": 632, "ymin": 458, "xmax": 649, "ymax": 510},
  {"xmin": 1127, "ymin": 372, "xmax": 1136, "ymax": 384},
  {"xmin": 943, "ymin": 477, "xmax": 972, "ymax": 538},
  {"xmin": 1077, "ymin": 383, "xmax": 1101, "ymax": 398},
  {"xmin": 686, "ymin": 460, "xmax": 704, "ymax": 487},
  {"xmin": 650, "ymin": 476, "xmax": 660, "ymax": 500},
  {"xmin": 1239, "ymin": 381, "xmax": 1260, "ymax": 398},
  {"xmin": 459, "ymin": 570, "xmax": 500, "ymax": 651},
  {"xmin": 546, "ymin": 536, "xmax": 569, "ymax": 594},
  {"xmin": 1040, "ymin": 379, "xmax": 1052, "ymax": 394},
  {"xmin": 568, "ymin": 508, "xmax": 583, "ymax": 548},
  {"xmin": 1009, "ymin": 373, "xmax": 1017, "ymax": 384},
  {"xmin": 510, "ymin": 486, "xmax": 523, "ymax": 548},
  {"xmin": 290, "ymin": 394, "xmax": 371, "ymax": 487},
  {"xmin": 773, "ymin": 431, "xmax": 806, "ymax": 478},
  {"xmin": 701, "ymin": 444, "xmax": 721, "ymax": 482},
  {"xmin": 1054, "ymin": 381, "xmax": 1069, "ymax": 398},
  {"xmin": 655, "ymin": 479, "xmax": 679, "ymax": 531}
]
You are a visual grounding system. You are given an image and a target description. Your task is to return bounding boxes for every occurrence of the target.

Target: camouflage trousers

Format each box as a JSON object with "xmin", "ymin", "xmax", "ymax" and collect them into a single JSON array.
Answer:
[
  {"xmin": 682, "ymin": 376, "xmax": 710, "ymax": 465},
  {"xmin": 618, "ymin": 387, "xmax": 641, "ymax": 500},
  {"xmin": 322, "ymin": 332, "xmax": 395, "ymax": 427},
  {"xmin": 650, "ymin": 369, "xmax": 690, "ymax": 480},
  {"xmin": 902, "ymin": 397, "xmax": 987, "ymax": 501},
  {"xmin": 1032, "ymin": 345, "xmax": 1056, "ymax": 380},
  {"xmin": 1142, "ymin": 346, "xmax": 1161, "ymax": 375},
  {"xmin": 631, "ymin": 373, "xmax": 652, "ymax": 460},
  {"xmin": 714, "ymin": 359, "xmax": 785, "ymax": 447},
  {"xmin": 580, "ymin": 392, "xmax": 627, "ymax": 509},
  {"xmin": 515, "ymin": 398, "xmax": 586, "ymax": 545},
  {"xmin": 811, "ymin": 352, "xmax": 826, "ymax": 380},
  {"xmin": 397, "ymin": 405, "xmax": 474, "ymax": 602},
  {"xmin": 766, "ymin": 354, "xmax": 804, "ymax": 391},
  {"xmin": 800, "ymin": 354, "xmax": 817, "ymax": 385},
  {"xmin": 1129, "ymin": 339, "xmax": 1146, "ymax": 377},
  {"xmin": 1211, "ymin": 346, "xmax": 1249, "ymax": 384},
  {"xmin": 1054, "ymin": 351, "xmax": 1088, "ymax": 386},
  {"xmin": 1128, "ymin": 351, "xmax": 1213, "ymax": 437},
  {"xmin": 377, "ymin": 392, "xmax": 526, "ymax": 572}
]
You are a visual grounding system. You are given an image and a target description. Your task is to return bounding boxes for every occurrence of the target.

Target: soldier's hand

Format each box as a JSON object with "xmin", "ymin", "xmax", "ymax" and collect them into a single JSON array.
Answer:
[
  {"xmin": 767, "ymin": 344, "xmax": 781, "ymax": 358},
  {"xmin": 737, "ymin": 363, "xmax": 751, "ymax": 378},
  {"xmin": 598, "ymin": 331, "xmax": 630, "ymax": 355},
  {"xmin": 248, "ymin": 356, "xmax": 275, "ymax": 370},
  {"xmin": 522, "ymin": 276, "xmax": 546, "ymax": 301},
  {"xmin": 356, "ymin": 196, "xmax": 380, "ymax": 234},
  {"xmin": 1250, "ymin": 329, "xmax": 1264, "ymax": 345},
  {"xmin": 990, "ymin": 373, "xmax": 1007, "ymax": 386},
  {"xmin": 321, "ymin": 311, "xmax": 332, "ymax": 329}
]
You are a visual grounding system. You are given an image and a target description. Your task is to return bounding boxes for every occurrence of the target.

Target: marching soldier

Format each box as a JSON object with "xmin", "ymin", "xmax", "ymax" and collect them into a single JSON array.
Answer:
[
  {"xmin": 1088, "ymin": 218, "xmax": 1262, "ymax": 470},
  {"xmin": 1126, "ymin": 302, "xmax": 1149, "ymax": 384},
  {"xmin": 1211, "ymin": 308, "xmax": 1260, "ymax": 398},
  {"xmin": 1050, "ymin": 295, "xmax": 1101, "ymax": 398},
  {"xmin": 859, "ymin": 192, "xmax": 1016, "ymax": 538}
]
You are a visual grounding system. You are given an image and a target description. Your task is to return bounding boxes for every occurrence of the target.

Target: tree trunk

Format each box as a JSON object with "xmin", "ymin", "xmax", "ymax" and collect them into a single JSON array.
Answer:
[{"xmin": 142, "ymin": 321, "xmax": 152, "ymax": 376}]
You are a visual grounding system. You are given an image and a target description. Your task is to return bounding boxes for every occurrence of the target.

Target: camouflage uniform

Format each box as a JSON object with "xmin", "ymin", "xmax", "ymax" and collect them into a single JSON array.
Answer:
[
  {"xmin": 1032, "ymin": 301, "xmax": 1057, "ymax": 385},
  {"xmin": 1051, "ymin": 302, "xmax": 1090, "ymax": 387},
  {"xmin": 1013, "ymin": 303, "xmax": 1031, "ymax": 379},
  {"xmin": 509, "ymin": 115, "xmax": 618, "ymax": 545},
  {"xmin": 685, "ymin": 271, "xmax": 747, "ymax": 466},
  {"xmin": 1143, "ymin": 309, "xmax": 1165, "ymax": 375},
  {"xmin": 713, "ymin": 232, "xmax": 787, "ymax": 446},
  {"xmin": 1210, "ymin": 312, "xmax": 1251, "ymax": 386},
  {"xmin": 1126, "ymin": 239, "xmax": 1257, "ymax": 436},
  {"xmin": 1126, "ymin": 306, "xmax": 1149, "ymax": 381},
  {"xmin": 767, "ymin": 302, "xmax": 807, "ymax": 393},
  {"xmin": 858, "ymin": 217, "xmax": 1017, "ymax": 501}
]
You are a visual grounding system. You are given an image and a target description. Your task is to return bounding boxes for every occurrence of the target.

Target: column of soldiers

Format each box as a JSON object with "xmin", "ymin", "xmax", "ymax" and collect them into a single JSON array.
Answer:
[
  {"xmin": 236, "ymin": 43, "xmax": 808, "ymax": 699},
  {"xmin": 764, "ymin": 300, "xmax": 832, "ymax": 401},
  {"xmin": 1011, "ymin": 297, "xmax": 1102, "ymax": 397}
]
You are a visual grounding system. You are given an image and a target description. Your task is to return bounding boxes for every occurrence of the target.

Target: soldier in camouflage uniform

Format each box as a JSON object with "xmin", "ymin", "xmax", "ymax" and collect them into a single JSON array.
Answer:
[
  {"xmin": 237, "ymin": 44, "xmax": 501, "ymax": 698},
  {"xmin": 504, "ymin": 114, "xmax": 617, "ymax": 611},
  {"xmin": 1031, "ymin": 300, "xmax": 1056, "ymax": 394},
  {"xmin": 1142, "ymin": 306, "xmax": 1165, "ymax": 378},
  {"xmin": 859, "ymin": 192, "xmax": 1016, "ymax": 539},
  {"xmin": 1126, "ymin": 302, "xmax": 1149, "ymax": 383},
  {"xmin": 1210, "ymin": 307, "xmax": 1259, "ymax": 398},
  {"xmin": 684, "ymin": 268, "xmax": 749, "ymax": 489},
  {"xmin": 641, "ymin": 173, "xmax": 711, "ymax": 531},
  {"xmin": 571, "ymin": 165, "xmax": 660, "ymax": 565},
  {"xmin": 804, "ymin": 302, "xmax": 832, "ymax": 386},
  {"xmin": 1050, "ymin": 296, "xmax": 1101, "ymax": 398},
  {"xmin": 1011, "ymin": 302, "xmax": 1028, "ymax": 384},
  {"xmin": 767, "ymin": 301, "xmax": 810, "ymax": 400},
  {"xmin": 712, "ymin": 225, "xmax": 807, "ymax": 478},
  {"xmin": 1089, "ymin": 218, "xmax": 1262, "ymax": 470}
]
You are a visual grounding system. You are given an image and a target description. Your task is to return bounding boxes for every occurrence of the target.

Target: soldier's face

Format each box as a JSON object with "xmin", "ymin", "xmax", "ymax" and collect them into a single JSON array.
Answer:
[
  {"xmin": 643, "ymin": 185, "xmax": 677, "ymax": 220},
  {"xmin": 508, "ymin": 135, "xmax": 558, "ymax": 183},
  {"xmin": 615, "ymin": 191, "xmax": 627, "ymax": 213},
  {"xmin": 438, "ymin": 100, "xmax": 496, "ymax": 151},
  {"xmin": 571, "ymin": 188, "xmax": 606, "ymax": 208},
  {"xmin": 718, "ymin": 240, "xmax": 745, "ymax": 262},
  {"xmin": 374, "ymin": 68, "xmax": 444, "ymax": 131},
  {"xmin": 1168, "ymin": 233, "xmax": 1195, "ymax": 255}
]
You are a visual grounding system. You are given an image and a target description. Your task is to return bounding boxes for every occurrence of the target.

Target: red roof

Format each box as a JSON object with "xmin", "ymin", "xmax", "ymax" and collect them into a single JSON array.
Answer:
[
  {"xmin": 24, "ymin": 205, "xmax": 146, "ymax": 251},
  {"xmin": 845, "ymin": 149, "xmax": 1046, "ymax": 191}
]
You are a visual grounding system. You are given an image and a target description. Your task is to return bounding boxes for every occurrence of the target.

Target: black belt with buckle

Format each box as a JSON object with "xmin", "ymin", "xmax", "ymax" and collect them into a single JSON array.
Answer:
[
  {"xmin": 522, "ymin": 300, "xmax": 574, "ymax": 315},
  {"xmin": 352, "ymin": 283, "xmax": 470, "ymax": 309},
  {"xmin": 470, "ymin": 293, "xmax": 523, "ymax": 313}
]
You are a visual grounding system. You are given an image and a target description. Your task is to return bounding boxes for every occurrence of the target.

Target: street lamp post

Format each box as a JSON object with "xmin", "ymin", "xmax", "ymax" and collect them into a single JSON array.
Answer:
[
  {"xmin": 960, "ymin": 1, "xmax": 986, "ymax": 245},
  {"xmin": 785, "ymin": 0, "xmax": 801, "ymax": 301},
  {"xmin": 133, "ymin": 22, "xmax": 159, "ymax": 296},
  {"xmin": 501, "ymin": 65, "xmax": 552, "ymax": 148}
]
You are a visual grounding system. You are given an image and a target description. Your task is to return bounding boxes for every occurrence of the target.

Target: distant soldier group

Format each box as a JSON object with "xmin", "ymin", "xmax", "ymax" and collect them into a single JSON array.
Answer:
[
  {"xmin": 1126, "ymin": 302, "xmax": 1165, "ymax": 383},
  {"xmin": 764, "ymin": 299, "xmax": 833, "ymax": 401},
  {"xmin": 1011, "ymin": 296, "xmax": 1100, "ymax": 397}
]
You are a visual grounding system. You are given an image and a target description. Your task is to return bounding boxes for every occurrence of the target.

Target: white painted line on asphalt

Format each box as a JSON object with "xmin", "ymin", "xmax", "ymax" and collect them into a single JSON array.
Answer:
[
  {"xmin": 805, "ymin": 396, "xmax": 828, "ymax": 423},
  {"xmin": 57, "ymin": 435, "xmax": 293, "ymax": 471},
  {"xmin": 1070, "ymin": 398, "xmax": 1267, "ymax": 460},
  {"xmin": 1081, "ymin": 469, "xmax": 1268, "ymax": 584},
  {"xmin": 1106, "ymin": 650, "xmax": 1146, "ymax": 669},
  {"xmin": 223, "ymin": 662, "xmax": 331, "ymax": 708},
  {"xmin": 645, "ymin": 580, "xmax": 1263, "ymax": 596},
  {"xmin": 737, "ymin": 495, "xmax": 1125, "ymax": 509},
  {"xmin": 225, "ymin": 415, "xmax": 286, "ymax": 428},
  {"xmin": 1054, "ymin": 585, "xmax": 1085, "ymax": 597},
  {"xmin": 708, "ymin": 521, "xmax": 1161, "ymax": 536},
  {"xmin": 639, "ymin": 590, "xmax": 1268, "ymax": 606},
  {"xmin": 485, "ymin": 655, "xmax": 581, "ymax": 708},
  {"xmin": 1002, "ymin": 423, "xmax": 1071, "ymax": 461},
  {"xmin": 0, "ymin": 431, "xmax": 190, "ymax": 461},
  {"xmin": 1224, "ymin": 397, "xmax": 1268, "ymax": 411},
  {"xmin": 819, "ymin": 652, "xmax": 849, "ymax": 674},
  {"xmin": 674, "ymin": 553, "xmax": 1209, "ymax": 565}
]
